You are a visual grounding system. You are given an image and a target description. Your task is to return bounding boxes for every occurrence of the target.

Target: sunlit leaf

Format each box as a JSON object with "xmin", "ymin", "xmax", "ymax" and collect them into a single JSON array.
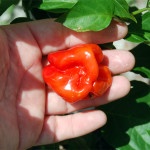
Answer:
[
  {"xmin": 113, "ymin": 0, "xmax": 136, "ymax": 22},
  {"xmin": 57, "ymin": 0, "xmax": 114, "ymax": 32},
  {"xmin": 126, "ymin": 12, "xmax": 150, "ymax": 44},
  {"xmin": 100, "ymin": 81, "xmax": 150, "ymax": 149},
  {"xmin": 39, "ymin": 0, "xmax": 78, "ymax": 13},
  {"xmin": 142, "ymin": 12, "xmax": 150, "ymax": 31},
  {"xmin": 0, "ymin": 0, "xmax": 19, "ymax": 15},
  {"xmin": 126, "ymin": 34, "xmax": 146, "ymax": 43}
]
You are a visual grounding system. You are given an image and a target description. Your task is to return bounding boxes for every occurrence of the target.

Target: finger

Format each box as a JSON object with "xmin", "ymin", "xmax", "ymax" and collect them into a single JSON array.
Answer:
[
  {"xmin": 93, "ymin": 76, "xmax": 131, "ymax": 105},
  {"xmin": 27, "ymin": 19, "xmax": 128, "ymax": 54},
  {"xmin": 36, "ymin": 110, "xmax": 106, "ymax": 145},
  {"xmin": 46, "ymin": 76, "xmax": 130, "ymax": 115},
  {"xmin": 102, "ymin": 50, "xmax": 135, "ymax": 74}
]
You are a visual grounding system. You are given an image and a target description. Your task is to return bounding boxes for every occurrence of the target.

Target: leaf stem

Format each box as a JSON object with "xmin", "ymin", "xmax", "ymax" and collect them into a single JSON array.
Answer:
[{"xmin": 132, "ymin": 7, "xmax": 150, "ymax": 16}]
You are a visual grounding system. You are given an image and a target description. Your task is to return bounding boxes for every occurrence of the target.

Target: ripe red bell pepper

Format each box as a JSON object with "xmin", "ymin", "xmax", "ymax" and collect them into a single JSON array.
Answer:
[{"xmin": 43, "ymin": 44, "xmax": 112, "ymax": 103}]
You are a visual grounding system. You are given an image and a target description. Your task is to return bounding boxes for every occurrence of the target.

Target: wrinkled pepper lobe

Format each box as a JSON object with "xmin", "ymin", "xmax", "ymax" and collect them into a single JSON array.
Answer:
[{"xmin": 43, "ymin": 44, "xmax": 112, "ymax": 103}]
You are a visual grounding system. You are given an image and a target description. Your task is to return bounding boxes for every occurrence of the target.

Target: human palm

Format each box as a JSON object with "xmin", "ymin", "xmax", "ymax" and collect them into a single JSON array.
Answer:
[{"xmin": 0, "ymin": 20, "xmax": 134, "ymax": 150}]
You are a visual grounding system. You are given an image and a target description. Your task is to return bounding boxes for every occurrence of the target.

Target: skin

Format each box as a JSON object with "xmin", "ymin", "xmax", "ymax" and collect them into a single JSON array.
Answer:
[{"xmin": 0, "ymin": 19, "xmax": 135, "ymax": 150}]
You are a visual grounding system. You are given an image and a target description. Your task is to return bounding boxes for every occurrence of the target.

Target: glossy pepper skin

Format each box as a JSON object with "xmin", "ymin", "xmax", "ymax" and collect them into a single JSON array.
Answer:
[{"xmin": 43, "ymin": 44, "xmax": 112, "ymax": 103}]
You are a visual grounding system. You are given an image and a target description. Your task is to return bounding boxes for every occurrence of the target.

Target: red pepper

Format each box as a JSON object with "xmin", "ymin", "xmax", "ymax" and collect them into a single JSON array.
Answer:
[{"xmin": 43, "ymin": 44, "xmax": 112, "ymax": 103}]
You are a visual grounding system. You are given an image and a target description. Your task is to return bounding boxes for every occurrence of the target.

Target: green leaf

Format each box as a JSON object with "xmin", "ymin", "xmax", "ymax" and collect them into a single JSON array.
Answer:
[
  {"xmin": 113, "ymin": 0, "xmax": 136, "ymax": 22},
  {"xmin": 39, "ymin": 0, "xmax": 78, "ymax": 13},
  {"xmin": 142, "ymin": 12, "xmax": 150, "ymax": 31},
  {"xmin": 0, "ymin": 0, "xmax": 19, "ymax": 15},
  {"xmin": 125, "ymin": 34, "xmax": 146, "ymax": 43},
  {"xmin": 23, "ymin": 0, "xmax": 136, "ymax": 32},
  {"xmin": 134, "ymin": 67, "xmax": 150, "ymax": 78},
  {"xmin": 57, "ymin": 0, "xmax": 114, "ymax": 32},
  {"xmin": 126, "ymin": 12, "xmax": 150, "ymax": 44},
  {"xmin": 100, "ymin": 81, "xmax": 150, "ymax": 149},
  {"xmin": 125, "ymin": 0, "xmax": 135, "ymax": 5},
  {"xmin": 117, "ymin": 123, "xmax": 150, "ymax": 150},
  {"xmin": 117, "ymin": 83, "xmax": 150, "ymax": 150},
  {"xmin": 99, "ymin": 44, "xmax": 150, "ymax": 149},
  {"xmin": 147, "ymin": 0, "xmax": 150, "ymax": 7},
  {"xmin": 145, "ymin": 31, "xmax": 150, "ymax": 39}
]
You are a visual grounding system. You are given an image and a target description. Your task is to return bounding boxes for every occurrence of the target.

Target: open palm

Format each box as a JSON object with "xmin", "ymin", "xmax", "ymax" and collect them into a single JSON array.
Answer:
[{"xmin": 0, "ymin": 20, "xmax": 134, "ymax": 150}]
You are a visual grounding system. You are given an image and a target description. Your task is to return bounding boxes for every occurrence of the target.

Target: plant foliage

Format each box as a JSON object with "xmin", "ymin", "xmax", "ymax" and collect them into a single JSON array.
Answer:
[
  {"xmin": 0, "ymin": 0, "xmax": 150, "ymax": 150},
  {"xmin": 0, "ymin": 0, "xmax": 19, "ymax": 15}
]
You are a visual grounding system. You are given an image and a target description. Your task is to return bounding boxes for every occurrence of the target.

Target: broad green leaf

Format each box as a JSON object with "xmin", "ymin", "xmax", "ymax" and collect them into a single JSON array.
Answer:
[
  {"xmin": 22, "ymin": 0, "xmax": 50, "ymax": 19},
  {"xmin": 99, "ymin": 44, "xmax": 150, "ymax": 149},
  {"xmin": 113, "ymin": 0, "xmax": 136, "ymax": 22},
  {"xmin": 117, "ymin": 123, "xmax": 150, "ymax": 150},
  {"xmin": 142, "ymin": 12, "xmax": 150, "ymax": 31},
  {"xmin": 117, "ymin": 84, "xmax": 150, "ymax": 150},
  {"xmin": 0, "ymin": 0, "xmax": 19, "ymax": 15},
  {"xmin": 125, "ymin": 0, "xmax": 135, "ymax": 5},
  {"xmin": 126, "ymin": 12, "xmax": 150, "ymax": 44},
  {"xmin": 57, "ymin": 0, "xmax": 114, "ymax": 32},
  {"xmin": 134, "ymin": 67, "xmax": 150, "ymax": 78},
  {"xmin": 144, "ymin": 32, "xmax": 150, "ymax": 41},
  {"xmin": 100, "ymin": 81, "xmax": 150, "ymax": 149},
  {"xmin": 39, "ymin": 0, "xmax": 78, "ymax": 13},
  {"xmin": 126, "ymin": 34, "xmax": 146, "ymax": 43}
]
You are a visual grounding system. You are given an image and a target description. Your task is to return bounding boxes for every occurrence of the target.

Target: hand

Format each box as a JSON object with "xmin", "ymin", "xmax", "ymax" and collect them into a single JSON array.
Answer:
[{"xmin": 0, "ymin": 19, "xmax": 135, "ymax": 150}]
